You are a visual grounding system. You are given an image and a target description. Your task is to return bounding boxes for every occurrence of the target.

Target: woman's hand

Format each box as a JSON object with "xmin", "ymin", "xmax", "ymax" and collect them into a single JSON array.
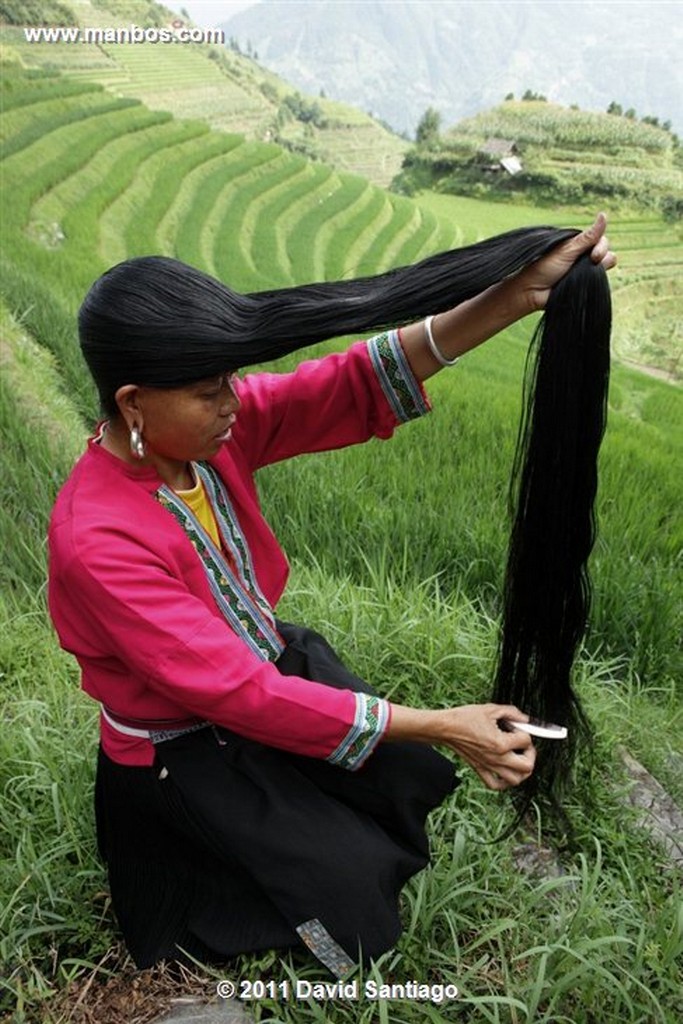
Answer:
[
  {"xmin": 519, "ymin": 212, "xmax": 617, "ymax": 314},
  {"xmin": 387, "ymin": 702, "xmax": 537, "ymax": 790},
  {"xmin": 434, "ymin": 703, "xmax": 537, "ymax": 790}
]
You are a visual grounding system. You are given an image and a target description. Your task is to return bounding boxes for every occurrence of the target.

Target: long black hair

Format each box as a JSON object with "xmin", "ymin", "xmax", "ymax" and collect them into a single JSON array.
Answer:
[
  {"xmin": 79, "ymin": 228, "xmax": 611, "ymax": 820},
  {"xmin": 79, "ymin": 225, "xmax": 579, "ymax": 413},
  {"xmin": 492, "ymin": 251, "xmax": 611, "ymax": 824}
]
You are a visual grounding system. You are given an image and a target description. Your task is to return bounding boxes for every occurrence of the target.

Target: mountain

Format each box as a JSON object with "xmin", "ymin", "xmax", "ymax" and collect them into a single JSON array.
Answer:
[{"xmin": 218, "ymin": 0, "xmax": 683, "ymax": 137}]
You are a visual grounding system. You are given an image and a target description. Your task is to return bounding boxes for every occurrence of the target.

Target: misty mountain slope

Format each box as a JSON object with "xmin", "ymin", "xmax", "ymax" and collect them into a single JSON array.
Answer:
[{"xmin": 222, "ymin": 0, "xmax": 682, "ymax": 136}]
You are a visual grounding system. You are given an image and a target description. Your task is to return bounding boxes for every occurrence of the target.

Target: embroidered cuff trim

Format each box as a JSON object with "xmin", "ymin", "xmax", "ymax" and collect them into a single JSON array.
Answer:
[
  {"xmin": 367, "ymin": 330, "xmax": 430, "ymax": 423},
  {"xmin": 327, "ymin": 694, "xmax": 390, "ymax": 771},
  {"xmin": 296, "ymin": 919, "xmax": 355, "ymax": 978}
]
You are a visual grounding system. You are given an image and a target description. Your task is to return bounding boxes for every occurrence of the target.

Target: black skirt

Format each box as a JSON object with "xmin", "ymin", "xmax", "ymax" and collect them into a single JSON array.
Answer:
[{"xmin": 94, "ymin": 623, "xmax": 458, "ymax": 975}]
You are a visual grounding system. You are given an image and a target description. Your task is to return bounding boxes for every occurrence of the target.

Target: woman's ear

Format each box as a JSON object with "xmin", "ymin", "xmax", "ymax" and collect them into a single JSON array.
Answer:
[{"xmin": 114, "ymin": 384, "xmax": 143, "ymax": 429}]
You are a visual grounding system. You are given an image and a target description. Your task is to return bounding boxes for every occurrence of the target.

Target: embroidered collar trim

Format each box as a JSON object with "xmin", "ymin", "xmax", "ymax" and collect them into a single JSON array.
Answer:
[{"xmin": 155, "ymin": 462, "xmax": 284, "ymax": 662}]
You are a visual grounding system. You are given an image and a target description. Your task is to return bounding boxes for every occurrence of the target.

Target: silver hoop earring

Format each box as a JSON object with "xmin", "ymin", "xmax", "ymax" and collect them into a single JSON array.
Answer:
[{"xmin": 129, "ymin": 424, "xmax": 146, "ymax": 459}]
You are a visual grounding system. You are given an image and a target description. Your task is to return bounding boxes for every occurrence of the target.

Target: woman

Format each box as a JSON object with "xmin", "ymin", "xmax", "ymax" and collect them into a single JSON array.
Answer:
[{"xmin": 48, "ymin": 216, "xmax": 615, "ymax": 976}]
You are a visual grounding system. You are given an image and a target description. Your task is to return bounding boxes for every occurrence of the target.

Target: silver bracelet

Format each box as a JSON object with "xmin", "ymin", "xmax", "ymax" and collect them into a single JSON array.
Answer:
[{"xmin": 424, "ymin": 315, "xmax": 459, "ymax": 367}]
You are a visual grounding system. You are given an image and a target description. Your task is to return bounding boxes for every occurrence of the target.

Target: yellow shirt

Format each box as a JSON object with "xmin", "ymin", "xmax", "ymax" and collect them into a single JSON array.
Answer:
[{"xmin": 175, "ymin": 469, "xmax": 221, "ymax": 549}]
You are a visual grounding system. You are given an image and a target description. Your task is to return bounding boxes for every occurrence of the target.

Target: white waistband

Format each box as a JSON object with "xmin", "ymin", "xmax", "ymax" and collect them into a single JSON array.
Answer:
[{"xmin": 101, "ymin": 706, "xmax": 150, "ymax": 739}]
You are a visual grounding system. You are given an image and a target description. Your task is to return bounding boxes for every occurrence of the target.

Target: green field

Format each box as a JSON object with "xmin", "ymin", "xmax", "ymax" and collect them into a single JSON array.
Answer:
[{"xmin": 1, "ymin": 54, "xmax": 682, "ymax": 1024}]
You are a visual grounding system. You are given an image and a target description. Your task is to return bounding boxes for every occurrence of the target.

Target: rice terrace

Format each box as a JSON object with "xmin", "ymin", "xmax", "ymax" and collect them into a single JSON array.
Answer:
[{"xmin": 0, "ymin": 1, "xmax": 681, "ymax": 1022}]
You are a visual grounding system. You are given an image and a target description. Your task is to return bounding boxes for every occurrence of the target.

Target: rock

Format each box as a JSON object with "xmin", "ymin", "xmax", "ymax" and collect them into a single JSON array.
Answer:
[
  {"xmin": 152, "ymin": 996, "xmax": 252, "ymax": 1023},
  {"xmin": 618, "ymin": 747, "xmax": 683, "ymax": 867}
]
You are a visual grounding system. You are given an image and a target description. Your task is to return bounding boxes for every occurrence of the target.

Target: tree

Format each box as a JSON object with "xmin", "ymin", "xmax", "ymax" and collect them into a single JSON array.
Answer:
[
  {"xmin": 416, "ymin": 107, "xmax": 441, "ymax": 147},
  {"xmin": 661, "ymin": 193, "xmax": 683, "ymax": 223},
  {"xmin": 607, "ymin": 101, "xmax": 623, "ymax": 116}
]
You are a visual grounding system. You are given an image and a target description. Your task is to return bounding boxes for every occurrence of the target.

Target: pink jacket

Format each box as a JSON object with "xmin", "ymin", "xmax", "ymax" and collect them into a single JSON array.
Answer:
[{"xmin": 48, "ymin": 334, "xmax": 430, "ymax": 767}]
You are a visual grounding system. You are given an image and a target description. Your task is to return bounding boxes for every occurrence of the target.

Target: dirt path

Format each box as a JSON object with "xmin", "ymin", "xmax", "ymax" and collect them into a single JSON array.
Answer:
[{"xmin": 618, "ymin": 356, "xmax": 680, "ymax": 384}]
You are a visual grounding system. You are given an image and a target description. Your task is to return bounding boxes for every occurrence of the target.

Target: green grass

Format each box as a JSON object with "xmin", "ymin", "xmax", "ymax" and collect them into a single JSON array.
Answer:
[
  {"xmin": 0, "ymin": 65, "xmax": 681, "ymax": 1023},
  {"xmin": 1, "ymin": 566, "xmax": 681, "ymax": 1022},
  {"xmin": 0, "ymin": 70, "xmax": 103, "ymax": 113},
  {"xmin": 255, "ymin": 334, "xmax": 682, "ymax": 686},
  {"xmin": 0, "ymin": 81, "xmax": 114, "ymax": 156},
  {"xmin": 278, "ymin": 164, "xmax": 337, "ymax": 278},
  {"xmin": 28, "ymin": 118, "xmax": 195, "ymax": 254},
  {"xmin": 353, "ymin": 193, "xmax": 426, "ymax": 275},
  {"xmin": 391, "ymin": 204, "xmax": 444, "ymax": 268},
  {"xmin": 452, "ymin": 101, "xmax": 677, "ymax": 154},
  {"xmin": 209, "ymin": 148, "xmax": 304, "ymax": 288},
  {"xmin": 324, "ymin": 185, "xmax": 389, "ymax": 279},
  {"xmin": 102, "ymin": 128, "xmax": 240, "ymax": 263},
  {"xmin": 249, "ymin": 159, "xmax": 324, "ymax": 286}
]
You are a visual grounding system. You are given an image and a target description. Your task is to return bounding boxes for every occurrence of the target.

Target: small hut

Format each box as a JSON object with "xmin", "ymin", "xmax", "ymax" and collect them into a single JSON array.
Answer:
[{"xmin": 478, "ymin": 139, "xmax": 523, "ymax": 175}]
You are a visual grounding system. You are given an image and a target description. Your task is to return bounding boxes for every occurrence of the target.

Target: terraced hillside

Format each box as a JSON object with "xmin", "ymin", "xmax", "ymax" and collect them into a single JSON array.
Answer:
[
  {"xmin": 400, "ymin": 101, "xmax": 683, "ymax": 205},
  {"xmin": 3, "ymin": 0, "xmax": 679, "ymax": 375},
  {"xmin": 1, "ymin": 63, "xmax": 679, "ymax": 658},
  {"xmin": 6, "ymin": 63, "xmax": 677, "ymax": 369},
  {"xmin": 603, "ymin": 217, "xmax": 683, "ymax": 375},
  {"xmin": 0, "ymin": 67, "xmax": 455, "ymax": 302},
  {"xmin": 0, "ymin": 0, "xmax": 408, "ymax": 187}
]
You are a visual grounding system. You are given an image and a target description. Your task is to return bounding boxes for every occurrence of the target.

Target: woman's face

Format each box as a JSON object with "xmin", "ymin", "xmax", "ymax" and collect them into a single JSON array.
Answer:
[{"xmin": 130, "ymin": 372, "xmax": 240, "ymax": 464}]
